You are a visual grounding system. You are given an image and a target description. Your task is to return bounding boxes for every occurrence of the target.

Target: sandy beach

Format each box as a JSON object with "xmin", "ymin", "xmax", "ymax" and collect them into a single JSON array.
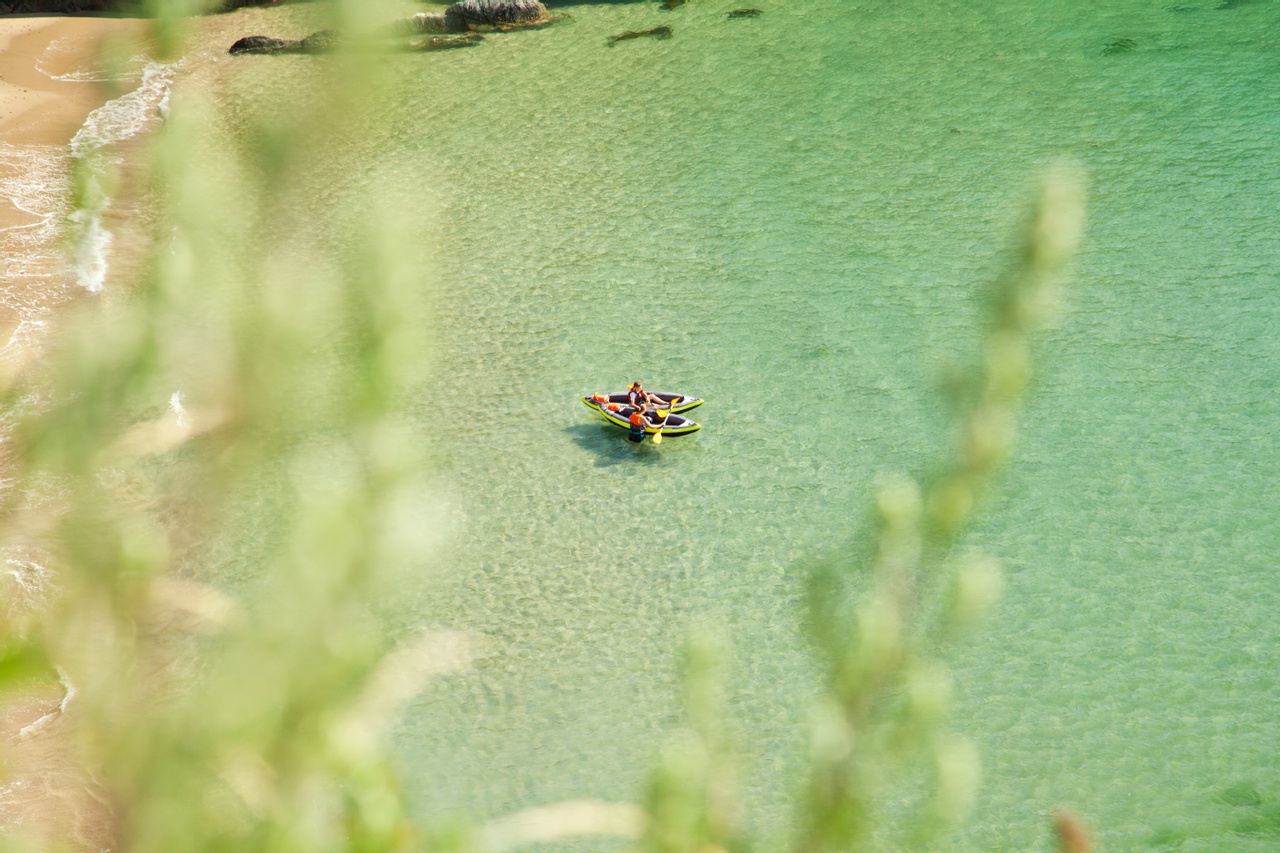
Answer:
[
  {"xmin": 0, "ymin": 13, "xmax": 151, "ymax": 212},
  {"xmin": 0, "ymin": 15, "xmax": 151, "ymax": 849},
  {"xmin": 0, "ymin": 15, "xmax": 150, "ymax": 373}
]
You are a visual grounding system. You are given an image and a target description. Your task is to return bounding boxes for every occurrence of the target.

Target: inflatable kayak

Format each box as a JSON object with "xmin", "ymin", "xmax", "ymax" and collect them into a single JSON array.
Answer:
[
  {"xmin": 582, "ymin": 399, "xmax": 701, "ymax": 436},
  {"xmin": 580, "ymin": 391, "xmax": 703, "ymax": 413}
]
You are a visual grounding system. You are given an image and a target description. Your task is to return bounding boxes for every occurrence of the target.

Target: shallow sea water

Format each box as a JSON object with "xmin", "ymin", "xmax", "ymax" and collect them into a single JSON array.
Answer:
[{"xmin": 228, "ymin": 0, "xmax": 1280, "ymax": 849}]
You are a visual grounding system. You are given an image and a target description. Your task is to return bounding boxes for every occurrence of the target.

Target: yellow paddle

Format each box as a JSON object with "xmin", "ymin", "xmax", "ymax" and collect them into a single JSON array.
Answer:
[{"xmin": 651, "ymin": 407, "xmax": 671, "ymax": 444}]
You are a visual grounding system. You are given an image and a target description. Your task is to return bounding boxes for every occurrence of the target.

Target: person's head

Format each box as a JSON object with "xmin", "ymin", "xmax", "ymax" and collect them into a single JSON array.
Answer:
[{"xmin": 631, "ymin": 381, "xmax": 641, "ymax": 390}]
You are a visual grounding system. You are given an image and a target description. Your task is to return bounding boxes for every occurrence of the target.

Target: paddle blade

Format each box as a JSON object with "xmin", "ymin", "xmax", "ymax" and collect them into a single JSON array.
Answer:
[{"xmin": 651, "ymin": 430, "xmax": 663, "ymax": 445}]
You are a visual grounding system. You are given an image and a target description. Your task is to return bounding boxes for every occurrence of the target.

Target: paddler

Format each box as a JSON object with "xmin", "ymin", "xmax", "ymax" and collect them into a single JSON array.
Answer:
[
  {"xmin": 627, "ymin": 381, "xmax": 661, "ymax": 409},
  {"xmin": 627, "ymin": 407, "xmax": 649, "ymax": 443}
]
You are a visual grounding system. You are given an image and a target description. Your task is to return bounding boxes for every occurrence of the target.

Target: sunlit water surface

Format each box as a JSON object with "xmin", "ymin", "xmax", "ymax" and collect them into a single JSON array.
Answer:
[{"xmin": 221, "ymin": 1, "xmax": 1280, "ymax": 850}]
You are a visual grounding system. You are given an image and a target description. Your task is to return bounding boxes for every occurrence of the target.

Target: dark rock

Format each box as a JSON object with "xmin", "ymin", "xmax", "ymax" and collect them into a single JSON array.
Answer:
[
  {"xmin": 728, "ymin": 7, "xmax": 762, "ymax": 17},
  {"xmin": 444, "ymin": 0, "xmax": 550, "ymax": 31},
  {"xmin": 1101, "ymin": 37, "xmax": 1138, "ymax": 55},
  {"xmin": 299, "ymin": 29, "xmax": 339, "ymax": 53},
  {"xmin": 659, "ymin": 0, "xmax": 686, "ymax": 9},
  {"xmin": 410, "ymin": 33, "xmax": 485, "ymax": 51},
  {"xmin": 608, "ymin": 25, "xmax": 673, "ymax": 44},
  {"xmin": 228, "ymin": 29, "xmax": 338, "ymax": 56},
  {"xmin": 216, "ymin": 0, "xmax": 282, "ymax": 10},
  {"xmin": 229, "ymin": 35, "xmax": 302, "ymax": 55}
]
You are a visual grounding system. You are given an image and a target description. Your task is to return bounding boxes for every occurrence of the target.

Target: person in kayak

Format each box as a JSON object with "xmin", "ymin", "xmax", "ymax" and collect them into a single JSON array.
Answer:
[
  {"xmin": 628, "ymin": 381, "xmax": 660, "ymax": 409},
  {"xmin": 627, "ymin": 407, "xmax": 649, "ymax": 443}
]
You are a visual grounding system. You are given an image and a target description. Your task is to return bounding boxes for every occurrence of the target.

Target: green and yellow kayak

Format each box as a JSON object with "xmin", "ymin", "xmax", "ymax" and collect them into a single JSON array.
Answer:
[
  {"xmin": 581, "ymin": 396, "xmax": 702, "ymax": 436},
  {"xmin": 580, "ymin": 391, "xmax": 703, "ymax": 413}
]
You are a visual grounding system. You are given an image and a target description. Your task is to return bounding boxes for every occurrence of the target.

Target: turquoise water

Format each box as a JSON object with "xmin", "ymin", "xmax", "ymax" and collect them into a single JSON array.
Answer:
[{"xmin": 329, "ymin": 1, "xmax": 1279, "ymax": 849}]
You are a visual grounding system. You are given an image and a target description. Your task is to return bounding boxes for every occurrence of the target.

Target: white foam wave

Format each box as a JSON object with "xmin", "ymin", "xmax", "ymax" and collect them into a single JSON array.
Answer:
[
  {"xmin": 0, "ymin": 778, "xmax": 30, "ymax": 831},
  {"xmin": 38, "ymin": 40, "xmax": 147, "ymax": 84},
  {"xmin": 0, "ymin": 143, "xmax": 70, "ymax": 251},
  {"xmin": 4, "ymin": 559, "xmax": 46, "ymax": 596},
  {"xmin": 1, "ymin": 554, "xmax": 56, "ymax": 666},
  {"xmin": 66, "ymin": 204, "xmax": 113, "ymax": 294},
  {"xmin": 18, "ymin": 667, "xmax": 76, "ymax": 738},
  {"xmin": 2, "ymin": 555, "xmax": 57, "ymax": 613},
  {"xmin": 0, "ymin": 57, "xmax": 179, "ymax": 360},
  {"xmin": 66, "ymin": 60, "xmax": 180, "ymax": 293},
  {"xmin": 70, "ymin": 60, "xmax": 178, "ymax": 160},
  {"xmin": 0, "ymin": 318, "xmax": 50, "ymax": 363},
  {"xmin": 170, "ymin": 391, "xmax": 188, "ymax": 428},
  {"xmin": 0, "ymin": 151, "xmax": 70, "ymax": 362},
  {"xmin": 157, "ymin": 84, "xmax": 173, "ymax": 123}
]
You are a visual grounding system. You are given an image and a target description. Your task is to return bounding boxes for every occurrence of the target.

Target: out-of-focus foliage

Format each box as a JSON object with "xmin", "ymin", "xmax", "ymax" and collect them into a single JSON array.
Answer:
[
  {"xmin": 1, "ymin": 1, "xmax": 452, "ymax": 851},
  {"xmin": 636, "ymin": 166, "xmax": 1085, "ymax": 853},
  {"xmin": 797, "ymin": 165, "xmax": 1084, "ymax": 853},
  {"xmin": 0, "ymin": 0, "xmax": 1085, "ymax": 851}
]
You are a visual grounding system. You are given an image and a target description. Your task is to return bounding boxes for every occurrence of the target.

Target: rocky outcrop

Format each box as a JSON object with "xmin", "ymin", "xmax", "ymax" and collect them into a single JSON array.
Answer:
[
  {"xmin": 299, "ymin": 29, "xmax": 338, "ymax": 51},
  {"xmin": 231, "ymin": 0, "xmax": 548, "ymax": 56},
  {"xmin": 215, "ymin": 0, "xmax": 281, "ymax": 10},
  {"xmin": 388, "ymin": 13, "xmax": 451, "ymax": 36},
  {"xmin": 384, "ymin": 1, "xmax": 553, "ymax": 40},
  {"xmin": 228, "ymin": 30, "xmax": 335, "ymax": 55},
  {"xmin": 728, "ymin": 8, "xmax": 762, "ymax": 18},
  {"xmin": 442, "ymin": 0, "xmax": 550, "ymax": 31},
  {"xmin": 228, "ymin": 35, "xmax": 297, "ymax": 55}
]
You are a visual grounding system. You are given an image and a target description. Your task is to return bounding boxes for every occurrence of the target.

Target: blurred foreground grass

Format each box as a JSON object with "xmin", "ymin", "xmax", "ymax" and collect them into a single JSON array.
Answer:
[{"xmin": 0, "ymin": 2, "xmax": 1083, "ymax": 851}]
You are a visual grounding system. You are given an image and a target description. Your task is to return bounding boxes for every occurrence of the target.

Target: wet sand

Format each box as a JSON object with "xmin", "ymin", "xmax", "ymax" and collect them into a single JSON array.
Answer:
[
  {"xmin": 0, "ymin": 16, "xmax": 150, "ymax": 849},
  {"xmin": 0, "ymin": 14, "xmax": 151, "ymax": 209},
  {"xmin": 0, "ymin": 15, "xmax": 150, "ymax": 373}
]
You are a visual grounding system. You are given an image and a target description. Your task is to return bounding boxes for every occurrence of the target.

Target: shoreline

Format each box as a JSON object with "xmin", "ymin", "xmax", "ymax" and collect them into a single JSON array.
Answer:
[
  {"xmin": 0, "ymin": 14, "xmax": 151, "ymax": 849},
  {"xmin": 0, "ymin": 14, "xmax": 149, "ymax": 374},
  {"xmin": 0, "ymin": 14, "xmax": 150, "ymax": 216}
]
